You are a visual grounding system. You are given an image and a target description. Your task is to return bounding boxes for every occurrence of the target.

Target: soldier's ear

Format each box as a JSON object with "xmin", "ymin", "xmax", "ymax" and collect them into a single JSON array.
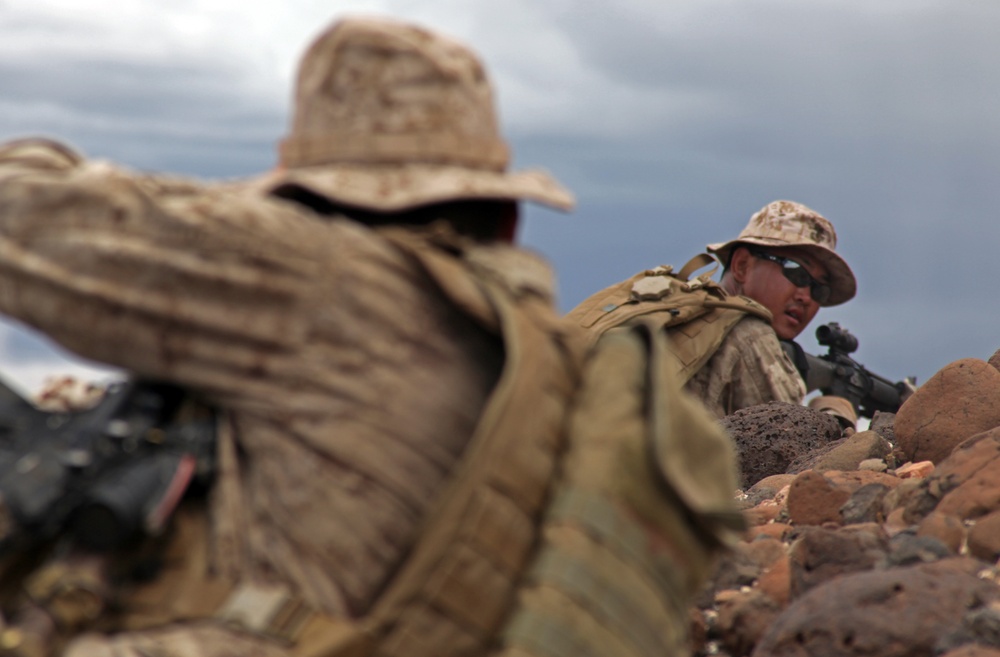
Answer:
[{"xmin": 728, "ymin": 246, "xmax": 752, "ymax": 284}]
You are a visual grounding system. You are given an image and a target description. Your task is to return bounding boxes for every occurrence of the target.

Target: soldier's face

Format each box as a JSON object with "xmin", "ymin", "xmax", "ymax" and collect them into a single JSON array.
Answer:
[{"xmin": 734, "ymin": 246, "xmax": 828, "ymax": 340}]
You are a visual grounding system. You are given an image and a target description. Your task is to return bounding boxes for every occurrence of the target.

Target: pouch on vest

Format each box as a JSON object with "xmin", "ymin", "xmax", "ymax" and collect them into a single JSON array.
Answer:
[
  {"xmin": 496, "ymin": 320, "xmax": 745, "ymax": 657},
  {"xmin": 567, "ymin": 254, "xmax": 772, "ymax": 384}
]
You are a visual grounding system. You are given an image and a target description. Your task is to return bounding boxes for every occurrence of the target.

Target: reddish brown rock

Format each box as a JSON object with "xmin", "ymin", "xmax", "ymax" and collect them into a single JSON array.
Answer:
[
  {"xmin": 716, "ymin": 589, "xmax": 783, "ymax": 657},
  {"xmin": 968, "ymin": 509, "xmax": 1000, "ymax": 562},
  {"xmin": 787, "ymin": 469, "xmax": 899, "ymax": 527},
  {"xmin": 751, "ymin": 558, "xmax": 1000, "ymax": 657},
  {"xmin": 744, "ymin": 502, "xmax": 783, "ymax": 527},
  {"xmin": 940, "ymin": 647, "xmax": 1000, "ymax": 657},
  {"xmin": 747, "ymin": 522, "xmax": 792, "ymax": 542},
  {"xmin": 903, "ymin": 429, "xmax": 1000, "ymax": 524},
  {"xmin": 916, "ymin": 511, "xmax": 967, "ymax": 555},
  {"xmin": 742, "ymin": 536, "xmax": 788, "ymax": 571},
  {"xmin": 895, "ymin": 358, "xmax": 1000, "ymax": 464},
  {"xmin": 747, "ymin": 474, "xmax": 796, "ymax": 503},
  {"xmin": 755, "ymin": 553, "xmax": 791, "ymax": 607},
  {"xmin": 721, "ymin": 401, "xmax": 842, "ymax": 487},
  {"xmin": 788, "ymin": 524, "xmax": 889, "ymax": 599}
]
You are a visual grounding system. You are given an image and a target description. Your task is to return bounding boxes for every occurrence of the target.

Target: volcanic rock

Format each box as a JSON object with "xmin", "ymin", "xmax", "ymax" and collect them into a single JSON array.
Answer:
[
  {"xmin": 895, "ymin": 358, "xmax": 1000, "ymax": 464},
  {"xmin": 902, "ymin": 428, "xmax": 1000, "ymax": 524},
  {"xmin": 788, "ymin": 524, "xmax": 889, "ymax": 599},
  {"xmin": 751, "ymin": 558, "xmax": 1000, "ymax": 657},
  {"xmin": 721, "ymin": 401, "xmax": 842, "ymax": 487}
]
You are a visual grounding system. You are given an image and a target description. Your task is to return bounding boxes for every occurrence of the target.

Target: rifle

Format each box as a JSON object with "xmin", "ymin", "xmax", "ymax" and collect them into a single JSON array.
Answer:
[
  {"xmin": 781, "ymin": 322, "xmax": 917, "ymax": 419},
  {"xmin": 0, "ymin": 376, "xmax": 215, "ymax": 555}
]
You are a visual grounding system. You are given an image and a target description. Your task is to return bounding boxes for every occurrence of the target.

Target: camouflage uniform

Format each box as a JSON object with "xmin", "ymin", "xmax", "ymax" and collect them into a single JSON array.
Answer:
[
  {"xmin": 0, "ymin": 16, "xmax": 743, "ymax": 657},
  {"xmin": 684, "ymin": 315, "xmax": 806, "ymax": 419},
  {"xmin": 569, "ymin": 200, "xmax": 857, "ymax": 420}
]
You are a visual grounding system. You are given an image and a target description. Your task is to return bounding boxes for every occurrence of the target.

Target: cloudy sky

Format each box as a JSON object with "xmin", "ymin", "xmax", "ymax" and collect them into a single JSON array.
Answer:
[{"xmin": 0, "ymin": 0, "xmax": 998, "ymax": 398}]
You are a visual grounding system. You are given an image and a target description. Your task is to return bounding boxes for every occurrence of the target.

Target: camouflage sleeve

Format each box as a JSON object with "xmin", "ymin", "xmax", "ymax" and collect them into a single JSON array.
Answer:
[
  {"xmin": 0, "ymin": 138, "xmax": 324, "ymax": 392},
  {"xmin": 684, "ymin": 315, "xmax": 806, "ymax": 418}
]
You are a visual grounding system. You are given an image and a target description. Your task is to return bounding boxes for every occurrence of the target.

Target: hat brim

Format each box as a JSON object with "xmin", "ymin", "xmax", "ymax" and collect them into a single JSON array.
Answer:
[
  {"xmin": 258, "ymin": 162, "xmax": 575, "ymax": 213},
  {"xmin": 707, "ymin": 237, "xmax": 857, "ymax": 307}
]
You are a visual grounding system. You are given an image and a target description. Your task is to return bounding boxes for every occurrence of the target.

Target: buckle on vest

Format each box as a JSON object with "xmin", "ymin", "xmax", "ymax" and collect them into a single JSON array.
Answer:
[{"xmin": 216, "ymin": 583, "xmax": 313, "ymax": 645}]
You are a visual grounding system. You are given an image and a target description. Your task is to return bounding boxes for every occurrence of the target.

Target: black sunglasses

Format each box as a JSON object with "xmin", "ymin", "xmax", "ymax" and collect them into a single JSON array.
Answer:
[{"xmin": 749, "ymin": 250, "xmax": 832, "ymax": 305}]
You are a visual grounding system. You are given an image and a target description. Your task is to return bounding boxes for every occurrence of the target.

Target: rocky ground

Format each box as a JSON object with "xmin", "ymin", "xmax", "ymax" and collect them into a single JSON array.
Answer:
[{"xmin": 696, "ymin": 352, "xmax": 1000, "ymax": 657}]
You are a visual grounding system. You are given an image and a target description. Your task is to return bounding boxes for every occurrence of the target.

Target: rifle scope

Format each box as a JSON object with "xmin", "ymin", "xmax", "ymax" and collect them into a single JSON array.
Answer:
[{"xmin": 816, "ymin": 322, "xmax": 858, "ymax": 354}]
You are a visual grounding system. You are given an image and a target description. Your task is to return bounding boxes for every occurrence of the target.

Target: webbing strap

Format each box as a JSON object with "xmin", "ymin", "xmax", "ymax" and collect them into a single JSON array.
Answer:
[
  {"xmin": 676, "ymin": 253, "xmax": 716, "ymax": 281},
  {"xmin": 544, "ymin": 487, "xmax": 687, "ymax": 617}
]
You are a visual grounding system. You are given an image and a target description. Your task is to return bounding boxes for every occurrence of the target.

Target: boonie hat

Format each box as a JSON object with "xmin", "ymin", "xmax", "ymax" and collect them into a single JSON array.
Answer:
[
  {"xmin": 261, "ymin": 16, "xmax": 574, "ymax": 212},
  {"xmin": 706, "ymin": 200, "xmax": 856, "ymax": 306}
]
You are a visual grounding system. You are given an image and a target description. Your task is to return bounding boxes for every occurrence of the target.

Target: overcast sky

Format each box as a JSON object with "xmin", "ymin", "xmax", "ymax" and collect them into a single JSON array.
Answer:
[{"xmin": 1, "ymin": 0, "xmax": 998, "ymax": 397}]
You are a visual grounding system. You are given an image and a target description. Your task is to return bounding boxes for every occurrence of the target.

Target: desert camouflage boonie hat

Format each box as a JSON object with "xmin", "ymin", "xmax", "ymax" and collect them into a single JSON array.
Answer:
[
  {"xmin": 707, "ymin": 200, "xmax": 857, "ymax": 306},
  {"xmin": 260, "ymin": 16, "xmax": 574, "ymax": 212}
]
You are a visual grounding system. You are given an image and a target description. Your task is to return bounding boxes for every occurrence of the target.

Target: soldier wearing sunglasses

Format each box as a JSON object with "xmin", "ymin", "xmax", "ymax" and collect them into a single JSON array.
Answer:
[
  {"xmin": 569, "ymin": 199, "xmax": 858, "ymax": 423},
  {"xmin": 697, "ymin": 200, "xmax": 857, "ymax": 420}
]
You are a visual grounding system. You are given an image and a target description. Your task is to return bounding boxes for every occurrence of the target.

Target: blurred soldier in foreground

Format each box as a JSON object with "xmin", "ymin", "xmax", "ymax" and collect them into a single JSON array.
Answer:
[
  {"xmin": 0, "ymin": 15, "xmax": 742, "ymax": 657},
  {"xmin": 569, "ymin": 200, "xmax": 859, "ymax": 424}
]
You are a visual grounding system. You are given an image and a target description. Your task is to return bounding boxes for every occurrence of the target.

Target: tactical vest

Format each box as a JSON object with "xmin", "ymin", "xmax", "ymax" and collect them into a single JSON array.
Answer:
[
  {"xmin": 42, "ymin": 231, "xmax": 742, "ymax": 657},
  {"xmin": 566, "ymin": 254, "xmax": 772, "ymax": 385}
]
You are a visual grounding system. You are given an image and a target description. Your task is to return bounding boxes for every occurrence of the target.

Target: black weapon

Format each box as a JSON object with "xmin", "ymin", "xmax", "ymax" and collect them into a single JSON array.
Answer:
[
  {"xmin": 782, "ymin": 322, "xmax": 916, "ymax": 419},
  {"xmin": 0, "ymin": 377, "xmax": 215, "ymax": 554}
]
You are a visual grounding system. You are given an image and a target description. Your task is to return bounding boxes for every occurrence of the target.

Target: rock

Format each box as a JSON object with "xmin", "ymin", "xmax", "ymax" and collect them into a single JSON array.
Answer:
[
  {"xmin": 751, "ymin": 558, "xmax": 1000, "ymax": 657},
  {"xmin": 858, "ymin": 458, "xmax": 887, "ymax": 472},
  {"xmin": 895, "ymin": 358, "xmax": 1000, "ymax": 464},
  {"xmin": 747, "ymin": 474, "xmax": 797, "ymax": 505},
  {"xmin": 721, "ymin": 401, "xmax": 842, "ymax": 487},
  {"xmin": 787, "ymin": 469, "xmax": 899, "ymax": 527},
  {"xmin": 895, "ymin": 460, "xmax": 935, "ymax": 479},
  {"xmin": 840, "ymin": 483, "xmax": 891, "ymax": 525},
  {"xmin": 935, "ymin": 601, "xmax": 1000, "ymax": 655},
  {"xmin": 902, "ymin": 429, "xmax": 1000, "ymax": 524},
  {"xmin": 746, "ymin": 522, "xmax": 792, "ymax": 542},
  {"xmin": 786, "ymin": 430, "xmax": 892, "ymax": 474},
  {"xmin": 716, "ymin": 590, "xmax": 783, "ymax": 657},
  {"xmin": 939, "ymin": 646, "xmax": 1000, "ymax": 657},
  {"xmin": 755, "ymin": 553, "xmax": 791, "ymax": 607},
  {"xmin": 869, "ymin": 411, "xmax": 897, "ymax": 448},
  {"xmin": 916, "ymin": 511, "xmax": 966, "ymax": 555},
  {"xmin": 988, "ymin": 347, "xmax": 1000, "ymax": 372},
  {"xmin": 788, "ymin": 524, "xmax": 889, "ymax": 599},
  {"xmin": 968, "ymin": 509, "xmax": 1000, "ymax": 562},
  {"xmin": 742, "ymin": 536, "xmax": 788, "ymax": 572},
  {"xmin": 744, "ymin": 501, "xmax": 783, "ymax": 527},
  {"xmin": 884, "ymin": 530, "xmax": 952, "ymax": 567}
]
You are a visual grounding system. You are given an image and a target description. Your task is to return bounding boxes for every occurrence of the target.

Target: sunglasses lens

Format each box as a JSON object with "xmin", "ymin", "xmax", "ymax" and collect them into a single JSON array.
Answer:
[
  {"xmin": 780, "ymin": 263, "xmax": 810, "ymax": 287},
  {"xmin": 811, "ymin": 284, "xmax": 832, "ymax": 305},
  {"xmin": 780, "ymin": 259, "xmax": 831, "ymax": 304}
]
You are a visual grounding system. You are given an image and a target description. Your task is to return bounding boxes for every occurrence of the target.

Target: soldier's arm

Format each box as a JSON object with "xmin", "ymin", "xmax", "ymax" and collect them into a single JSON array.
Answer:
[{"xmin": 0, "ymin": 138, "xmax": 321, "ymax": 396}]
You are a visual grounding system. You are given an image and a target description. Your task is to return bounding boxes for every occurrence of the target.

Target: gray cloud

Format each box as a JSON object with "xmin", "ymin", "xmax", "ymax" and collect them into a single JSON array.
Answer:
[{"xmin": 0, "ymin": 1, "xmax": 997, "ymax": 391}]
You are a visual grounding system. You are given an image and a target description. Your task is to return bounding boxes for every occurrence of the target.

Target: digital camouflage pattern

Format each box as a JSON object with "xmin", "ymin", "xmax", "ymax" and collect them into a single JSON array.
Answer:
[
  {"xmin": 706, "ymin": 199, "xmax": 857, "ymax": 306},
  {"xmin": 259, "ymin": 16, "xmax": 574, "ymax": 212},
  {"xmin": 685, "ymin": 316, "xmax": 807, "ymax": 419}
]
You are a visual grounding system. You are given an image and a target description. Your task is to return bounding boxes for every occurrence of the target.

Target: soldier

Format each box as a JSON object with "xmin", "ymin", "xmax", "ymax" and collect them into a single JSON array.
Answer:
[
  {"xmin": 0, "ymin": 15, "xmax": 742, "ymax": 657},
  {"xmin": 568, "ymin": 200, "xmax": 858, "ymax": 423}
]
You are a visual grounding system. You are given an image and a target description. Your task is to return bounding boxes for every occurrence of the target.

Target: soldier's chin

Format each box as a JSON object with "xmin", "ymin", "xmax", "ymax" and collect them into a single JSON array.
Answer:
[{"xmin": 775, "ymin": 317, "xmax": 804, "ymax": 341}]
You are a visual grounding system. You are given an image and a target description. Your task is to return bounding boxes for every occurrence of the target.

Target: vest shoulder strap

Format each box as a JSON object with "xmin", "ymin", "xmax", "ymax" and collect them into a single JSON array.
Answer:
[{"xmin": 567, "ymin": 254, "xmax": 771, "ymax": 348}]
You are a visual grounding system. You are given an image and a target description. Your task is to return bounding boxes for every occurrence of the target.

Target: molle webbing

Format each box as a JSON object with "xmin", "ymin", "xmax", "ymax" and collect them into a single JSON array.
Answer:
[{"xmin": 566, "ymin": 254, "xmax": 771, "ymax": 384}]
